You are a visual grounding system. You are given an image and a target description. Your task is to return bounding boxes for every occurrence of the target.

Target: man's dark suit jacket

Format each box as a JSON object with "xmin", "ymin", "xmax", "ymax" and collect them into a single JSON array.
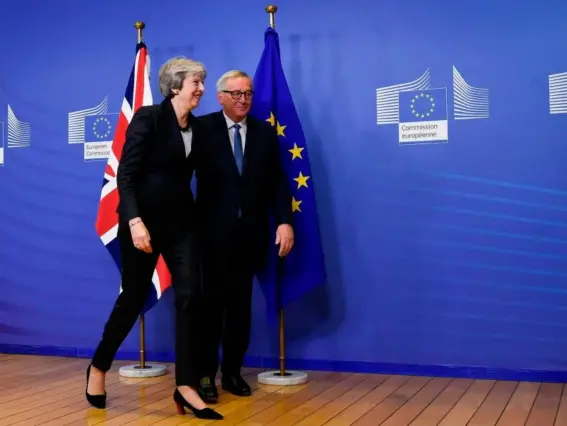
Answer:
[
  {"xmin": 194, "ymin": 110, "xmax": 293, "ymax": 265},
  {"xmin": 116, "ymin": 99, "xmax": 197, "ymax": 227}
]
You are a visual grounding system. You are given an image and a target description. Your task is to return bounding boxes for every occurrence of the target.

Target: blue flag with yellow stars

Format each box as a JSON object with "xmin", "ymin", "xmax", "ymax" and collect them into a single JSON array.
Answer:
[{"xmin": 250, "ymin": 26, "xmax": 326, "ymax": 320}]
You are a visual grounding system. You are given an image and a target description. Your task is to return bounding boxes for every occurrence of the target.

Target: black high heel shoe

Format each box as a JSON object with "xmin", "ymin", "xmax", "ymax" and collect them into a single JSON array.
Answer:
[
  {"xmin": 173, "ymin": 388, "xmax": 223, "ymax": 420},
  {"xmin": 85, "ymin": 365, "xmax": 107, "ymax": 409}
]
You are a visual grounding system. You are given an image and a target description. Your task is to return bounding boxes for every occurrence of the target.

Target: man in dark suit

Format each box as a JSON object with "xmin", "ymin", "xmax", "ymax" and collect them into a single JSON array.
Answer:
[{"xmin": 194, "ymin": 70, "xmax": 294, "ymax": 401}]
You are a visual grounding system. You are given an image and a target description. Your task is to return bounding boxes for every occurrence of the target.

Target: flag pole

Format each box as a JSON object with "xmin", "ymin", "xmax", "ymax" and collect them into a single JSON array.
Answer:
[
  {"xmin": 266, "ymin": 4, "xmax": 286, "ymax": 377},
  {"xmin": 117, "ymin": 20, "xmax": 167, "ymax": 380},
  {"xmin": 257, "ymin": 5, "xmax": 308, "ymax": 387},
  {"xmin": 269, "ymin": 4, "xmax": 289, "ymax": 379},
  {"xmin": 135, "ymin": 20, "xmax": 147, "ymax": 371},
  {"xmin": 266, "ymin": 6, "xmax": 288, "ymax": 378},
  {"xmin": 134, "ymin": 21, "xmax": 146, "ymax": 370}
]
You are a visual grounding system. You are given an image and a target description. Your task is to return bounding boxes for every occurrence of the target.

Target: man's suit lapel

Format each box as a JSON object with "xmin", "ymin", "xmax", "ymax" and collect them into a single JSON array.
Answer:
[
  {"xmin": 242, "ymin": 117, "xmax": 258, "ymax": 178},
  {"xmin": 213, "ymin": 111, "xmax": 240, "ymax": 178}
]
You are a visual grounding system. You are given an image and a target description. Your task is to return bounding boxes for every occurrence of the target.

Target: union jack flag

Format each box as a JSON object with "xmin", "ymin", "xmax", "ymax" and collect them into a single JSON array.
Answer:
[{"xmin": 94, "ymin": 42, "xmax": 172, "ymax": 313}]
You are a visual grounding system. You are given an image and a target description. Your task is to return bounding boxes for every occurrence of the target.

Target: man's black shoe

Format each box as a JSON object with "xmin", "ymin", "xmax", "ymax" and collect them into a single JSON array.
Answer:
[
  {"xmin": 197, "ymin": 377, "xmax": 218, "ymax": 403},
  {"xmin": 221, "ymin": 374, "xmax": 251, "ymax": 396}
]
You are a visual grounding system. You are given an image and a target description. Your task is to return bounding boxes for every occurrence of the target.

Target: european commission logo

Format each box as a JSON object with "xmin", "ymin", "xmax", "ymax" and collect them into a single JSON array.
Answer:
[
  {"xmin": 0, "ymin": 105, "xmax": 31, "ymax": 166},
  {"xmin": 398, "ymin": 89, "xmax": 448, "ymax": 144},
  {"xmin": 376, "ymin": 66, "xmax": 489, "ymax": 145},
  {"xmin": 68, "ymin": 96, "xmax": 117, "ymax": 161}
]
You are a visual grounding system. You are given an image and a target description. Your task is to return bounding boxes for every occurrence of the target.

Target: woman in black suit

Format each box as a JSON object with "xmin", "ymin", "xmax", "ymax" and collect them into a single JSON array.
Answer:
[{"xmin": 85, "ymin": 57, "xmax": 222, "ymax": 421}]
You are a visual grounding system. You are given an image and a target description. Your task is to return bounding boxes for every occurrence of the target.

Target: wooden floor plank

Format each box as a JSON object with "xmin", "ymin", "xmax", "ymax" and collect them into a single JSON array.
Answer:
[
  {"xmin": 379, "ymin": 377, "xmax": 452, "ymax": 426},
  {"xmin": 258, "ymin": 373, "xmax": 365, "ymax": 425},
  {"xmin": 554, "ymin": 385, "xmax": 567, "ymax": 425},
  {"xmin": 324, "ymin": 375, "xmax": 410, "ymax": 426},
  {"xmin": 495, "ymin": 381, "xmax": 540, "ymax": 426},
  {"xmin": 352, "ymin": 376, "xmax": 432, "ymax": 425},
  {"xmin": 203, "ymin": 371, "xmax": 331, "ymax": 426},
  {"xmin": 525, "ymin": 383, "xmax": 563, "ymax": 426},
  {"xmin": 234, "ymin": 372, "xmax": 343, "ymax": 425},
  {"xmin": 292, "ymin": 374, "xmax": 388, "ymax": 426},
  {"xmin": 467, "ymin": 381, "xmax": 518, "ymax": 426},
  {"xmin": 437, "ymin": 379, "xmax": 495, "ymax": 426},
  {"xmin": 1, "ymin": 354, "xmax": 566, "ymax": 426},
  {"xmin": 408, "ymin": 378, "xmax": 474, "ymax": 426}
]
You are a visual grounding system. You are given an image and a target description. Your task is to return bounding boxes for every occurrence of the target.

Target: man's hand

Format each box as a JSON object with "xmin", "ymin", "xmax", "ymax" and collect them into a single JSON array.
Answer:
[
  {"xmin": 129, "ymin": 217, "xmax": 152, "ymax": 253},
  {"xmin": 275, "ymin": 224, "xmax": 294, "ymax": 257}
]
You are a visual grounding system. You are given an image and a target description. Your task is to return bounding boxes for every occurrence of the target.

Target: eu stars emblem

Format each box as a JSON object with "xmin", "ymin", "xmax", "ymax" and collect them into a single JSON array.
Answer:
[
  {"xmin": 84, "ymin": 114, "xmax": 119, "ymax": 144},
  {"xmin": 411, "ymin": 92, "xmax": 435, "ymax": 119},
  {"xmin": 398, "ymin": 88, "xmax": 448, "ymax": 145}
]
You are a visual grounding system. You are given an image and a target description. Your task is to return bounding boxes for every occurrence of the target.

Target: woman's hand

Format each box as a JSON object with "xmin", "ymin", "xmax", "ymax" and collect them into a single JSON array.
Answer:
[{"xmin": 129, "ymin": 218, "xmax": 152, "ymax": 253}]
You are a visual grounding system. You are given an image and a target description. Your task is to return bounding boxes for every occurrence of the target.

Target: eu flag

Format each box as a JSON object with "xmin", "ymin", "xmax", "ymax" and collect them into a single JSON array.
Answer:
[{"xmin": 250, "ymin": 27, "xmax": 326, "ymax": 319}]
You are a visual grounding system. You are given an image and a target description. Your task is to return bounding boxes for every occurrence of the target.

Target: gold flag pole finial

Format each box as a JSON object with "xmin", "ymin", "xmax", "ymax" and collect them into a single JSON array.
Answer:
[
  {"xmin": 266, "ymin": 5, "xmax": 278, "ymax": 29},
  {"xmin": 134, "ymin": 21, "xmax": 145, "ymax": 43}
]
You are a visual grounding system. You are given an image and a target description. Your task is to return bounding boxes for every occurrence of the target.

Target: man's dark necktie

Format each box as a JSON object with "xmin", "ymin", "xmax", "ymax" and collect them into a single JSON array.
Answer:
[
  {"xmin": 233, "ymin": 123, "xmax": 243, "ymax": 174},
  {"xmin": 233, "ymin": 123, "xmax": 243, "ymax": 217}
]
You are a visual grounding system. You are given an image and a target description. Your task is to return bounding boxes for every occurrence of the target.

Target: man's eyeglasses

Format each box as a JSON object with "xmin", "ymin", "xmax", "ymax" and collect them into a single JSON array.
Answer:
[{"xmin": 222, "ymin": 90, "xmax": 254, "ymax": 100}]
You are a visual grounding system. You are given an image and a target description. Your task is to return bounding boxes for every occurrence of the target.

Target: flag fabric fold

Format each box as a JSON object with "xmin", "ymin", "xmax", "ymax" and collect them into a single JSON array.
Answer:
[
  {"xmin": 250, "ymin": 27, "xmax": 326, "ymax": 319},
  {"xmin": 95, "ymin": 42, "xmax": 171, "ymax": 314}
]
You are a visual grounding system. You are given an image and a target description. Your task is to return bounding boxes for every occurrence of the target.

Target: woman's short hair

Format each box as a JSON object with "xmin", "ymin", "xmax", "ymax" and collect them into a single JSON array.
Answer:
[{"xmin": 158, "ymin": 56, "xmax": 207, "ymax": 98}]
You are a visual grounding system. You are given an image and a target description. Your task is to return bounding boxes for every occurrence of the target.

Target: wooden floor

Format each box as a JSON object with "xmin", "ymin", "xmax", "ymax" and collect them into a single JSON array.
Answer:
[{"xmin": 1, "ymin": 355, "xmax": 567, "ymax": 425}]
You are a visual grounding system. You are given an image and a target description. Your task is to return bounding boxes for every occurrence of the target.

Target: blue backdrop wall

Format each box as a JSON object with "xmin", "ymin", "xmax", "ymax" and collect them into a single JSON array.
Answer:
[{"xmin": 1, "ymin": 0, "xmax": 567, "ymax": 382}]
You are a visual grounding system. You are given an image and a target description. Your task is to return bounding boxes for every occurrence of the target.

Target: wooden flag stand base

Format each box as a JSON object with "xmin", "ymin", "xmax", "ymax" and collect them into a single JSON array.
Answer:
[{"xmin": 119, "ymin": 314, "xmax": 168, "ymax": 378}]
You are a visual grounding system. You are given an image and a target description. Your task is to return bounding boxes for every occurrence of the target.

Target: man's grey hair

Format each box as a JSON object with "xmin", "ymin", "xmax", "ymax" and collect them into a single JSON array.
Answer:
[
  {"xmin": 216, "ymin": 70, "xmax": 253, "ymax": 92},
  {"xmin": 158, "ymin": 56, "xmax": 207, "ymax": 98}
]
